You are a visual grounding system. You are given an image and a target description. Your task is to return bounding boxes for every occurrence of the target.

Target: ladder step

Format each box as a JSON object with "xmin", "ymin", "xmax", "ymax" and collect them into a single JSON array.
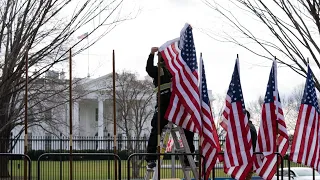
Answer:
[
  {"xmin": 183, "ymin": 166, "xmax": 194, "ymax": 171},
  {"xmin": 171, "ymin": 127, "xmax": 180, "ymax": 132},
  {"xmin": 175, "ymin": 148, "xmax": 186, "ymax": 153},
  {"xmin": 146, "ymin": 165, "xmax": 199, "ymax": 170},
  {"xmin": 144, "ymin": 122, "xmax": 199, "ymax": 180},
  {"xmin": 146, "ymin": 168, "xmax": 155, "ymax": 172}
]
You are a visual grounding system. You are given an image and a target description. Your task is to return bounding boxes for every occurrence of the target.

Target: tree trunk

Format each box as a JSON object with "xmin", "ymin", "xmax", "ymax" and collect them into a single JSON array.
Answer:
[
  {"xmin": 132, "ymin": 160, "xmax": 141, "ymax": 178},
  {"xmin": 126, "ymin": 138, "xmax": 142, "ymax": 178},
  {"xmin": 0, "ymin": 97, "xmax": 12, "ymax": 178},
  {"xmin": 0, "ymin": 135, "xmax": 10, "ymax": 177}
]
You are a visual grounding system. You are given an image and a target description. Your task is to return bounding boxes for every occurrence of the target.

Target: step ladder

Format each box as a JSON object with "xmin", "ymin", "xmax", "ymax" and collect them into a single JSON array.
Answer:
[{"xmin": 144, "ymin": 122, "xmax": 199, "ymax": 180}]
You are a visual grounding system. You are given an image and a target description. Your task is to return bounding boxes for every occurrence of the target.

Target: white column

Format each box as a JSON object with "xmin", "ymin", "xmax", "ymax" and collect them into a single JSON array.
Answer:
[
  {"xmin": 73, "ymin": 101, "xmax": 80, "ymax": 149},
  {"xmin": 98, "ymin": 98, "xmax": 104, "ymax": 149},
  {"xmin": 98, "ymin": 98, "xmax": 104, "ymax": 137}
]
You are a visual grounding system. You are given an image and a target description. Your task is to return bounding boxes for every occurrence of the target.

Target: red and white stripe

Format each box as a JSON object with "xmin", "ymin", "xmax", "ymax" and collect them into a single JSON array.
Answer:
[
  {"xmin": 254, "ymin": 96, "xmax": 289, "ymax": 179},
  {"xmin": 199, "ymin": 79, "xmax": 222, "ymax": 178},
  {"xmin": 220, "ymin": 96, "xmax": 231, "ymax": 130},
  {"xmin": 290, "ymin": 104, "xmax": 320, "ymax": 171},
  {"xmin": 253, "ymin": 61, "xmax": 289, "ymax": 179},
  {"xmin": 160, "ymin": 41, "xmax": 202, "ymax": 133},
  {"xmin": 222, "ymin": 96, "xmax": 253, "ymax": 180},
  {"xmin": 160, "ymin": 38, "xmax": 221, "ymax": 179}
]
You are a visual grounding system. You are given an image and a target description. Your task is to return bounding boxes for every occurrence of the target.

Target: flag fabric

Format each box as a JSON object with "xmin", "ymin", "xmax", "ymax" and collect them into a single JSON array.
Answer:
[
  {"xmin": 166, "ymin": 139, "xmax": 183, "ymax": 152},
  {"xmin": 77, "ymin": 32, "xmax": 88, "ymax": 40},
  {"xmin": 289, "ymin": 64, "xmax": 320, "ymax": 171},
  {"xmin": 220, "ymin": 58, "xmax": 253, "ymax": 180},
  {"xmin": 199, "ymin": 55, "xmax": 222, "ymax": 178},
  {"xmin": 254, "ymin": 61, "xmax": 289, "ymax": 180},
  {"xmin": 159, "ymin": 24, "xmax": 201, "ymax": 133},
  {"xmin": 159, "ymin": 23, "xmax": 221, "ymax": 179}
]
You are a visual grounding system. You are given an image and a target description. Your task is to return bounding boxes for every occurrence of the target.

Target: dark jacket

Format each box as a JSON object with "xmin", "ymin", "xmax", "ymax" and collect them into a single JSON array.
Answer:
[
  {"xmin": 146, "ymin": 53, "xmax": 172, "ymax": 107},
  {"xmin": 146, "ymin": 54, "xmax": 172, "ymax": 89}
]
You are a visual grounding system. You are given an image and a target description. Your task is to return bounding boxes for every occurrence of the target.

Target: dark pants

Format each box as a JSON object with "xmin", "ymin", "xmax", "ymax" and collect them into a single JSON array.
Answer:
[{"xmin": 146, "ymin": 94, "xmax": 195, "ymax": 161}]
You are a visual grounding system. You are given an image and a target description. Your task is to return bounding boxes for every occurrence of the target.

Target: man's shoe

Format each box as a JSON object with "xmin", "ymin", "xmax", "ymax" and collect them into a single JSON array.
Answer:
[{"xmin": 147, "ymin": 160, "xmax": 156, "ymax": 169}]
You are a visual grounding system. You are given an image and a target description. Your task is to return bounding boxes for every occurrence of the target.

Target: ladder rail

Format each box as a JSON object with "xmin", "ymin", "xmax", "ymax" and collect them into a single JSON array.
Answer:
[
  {"xmin": 172, "ymin": 127, "xmax": 199, "ymax": 180},
  {"xmin": 152, "ymin": 125, "xmax": 172, "ymax": 180},
  {"xmin": 144, "ymin": 122, "xmax": 199, "ymax": 180},
  {"xmin": 144, "ymin": 123, "xmax": 172, "ymax": 180}
]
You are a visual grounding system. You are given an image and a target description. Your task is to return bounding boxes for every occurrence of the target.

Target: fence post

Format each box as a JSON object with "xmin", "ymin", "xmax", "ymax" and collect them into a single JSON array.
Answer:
[
  {"xmin": 60, "ymin": 133, "xmax": 62, "ymax": 180},
  {"xmin": 10, "ymin": 133, "xmax": 13, "ymax": 179},
  {"xmin": 288, "ymin": 153, "xmax": 291, "ymax": 180},
  {"xmin": 171, "ymin": 147, "xmax": 175, "ymax": 178},
  {"xmin": 108, "ymin": 134, "xmax": 111, "ymax": 180}
]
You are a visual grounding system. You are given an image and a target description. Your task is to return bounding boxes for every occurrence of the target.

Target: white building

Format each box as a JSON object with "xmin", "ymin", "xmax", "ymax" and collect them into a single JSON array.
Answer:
[{"xmin": 11, "ymin": 71, "xmax": 215, "ymax": 153}]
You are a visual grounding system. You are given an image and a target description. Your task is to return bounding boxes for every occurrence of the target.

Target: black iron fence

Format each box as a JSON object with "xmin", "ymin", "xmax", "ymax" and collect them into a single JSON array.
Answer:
[
  {"xmin": 1, "ymin": 135, "xmax": 204, "ymax": 158},
  {"xmin": 0, "ymin": 136, "xmax": 205, "ymax": 180},
  {"xmin": 0, "ymin": 153, "xmax": 32, "ymax": 180},
  {"xmin": 0, "ymin": 136, "xmax": 310, "ymax": 180}
]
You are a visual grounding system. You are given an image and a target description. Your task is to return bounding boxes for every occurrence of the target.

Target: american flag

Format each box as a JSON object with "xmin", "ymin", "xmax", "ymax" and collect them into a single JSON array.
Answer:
[
  {"xmin": 159, "ymin": 23, "xmax": 221, "ymax": 179},
  {"xmin": 220, "ymin": 58, "xmax": 253, "ymax": 180},
  {"xmin": 159, "ymin": 23, "xmax": 201, "ymax": 133},
  {"xmin": 199, "ymin": 55, "xmax": 222, "ymax": 179},
  {"xmin": 254, "ymin": 61, "xmax": 289, "ymax": 179},
  {"xmin": 289, "ymin": 65, "xmax": 320, "ymax": 171}
]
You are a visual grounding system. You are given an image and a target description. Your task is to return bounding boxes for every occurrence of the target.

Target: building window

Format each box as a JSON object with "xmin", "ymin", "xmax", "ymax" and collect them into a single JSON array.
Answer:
[{"xmin": 95, "ymin": 108, "xmax": 98, "ymax": 121}]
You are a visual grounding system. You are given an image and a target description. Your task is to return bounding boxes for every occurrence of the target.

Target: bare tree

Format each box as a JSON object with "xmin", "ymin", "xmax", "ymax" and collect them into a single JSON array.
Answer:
[
  {"xmin": 203, "ymin": 0, "xmax": 320, "ymax": 90},
  {"xmin": 0, "ymin": 0, "xmax": 135, "ymax": 177},
  {"xmin": 24, "ymin": 74, "xmax": 87, "ymax": 137},
  {"xmin": 212, "ymin": 93, "xmax": 231, "ymax": 147},
  {"xmin": 105, "ymin": 70, "xmax": 155, "ymax": 178},
  {"xmin": 212, "ymin": 93, "xmax": 226, "ymax": 120},
  {"xmin": 281, "ymin": 84, "xmax": 304, "ymax": 132},
  {"xmin": 246, "ymin": 95, "xmax": 264, "ymax": 127}
]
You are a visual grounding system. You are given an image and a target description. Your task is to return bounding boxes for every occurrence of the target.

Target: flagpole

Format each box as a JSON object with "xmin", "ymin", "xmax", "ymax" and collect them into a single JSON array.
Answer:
[
  {"xmin": 157, "ymin": 52, "xmax": 161, "ymax": 180},
  {"xmin": 68, "ymin": 48, "xmax": 73, "ymax": 180},
  {"xmin": 112, "ymin": 50, "xmax": 118, "ymax": 180},
  {"xmin": 274, "ymin": 56, "xmax": 279, "ymax": 150},
  {"xmin": 274, "ymin": 56, "xmax": 279, "ymax": 146},
  {"xmin": 236, "ymin": 54, "xmax": 239, "ymax": 65},
  {"xmin": 87, "ymin": 36, "xmax": 90, "ymax": 77},
  {"xmin": 274, "ymin": 56, "xmax": 281, "ymax": 180},
  {"xmin": 24, "ymin": 50, "xmax": 28, "ymax": 180},
  {"xmin": 306, "ymin": 58, "xmax": 314, "ymax": 179},
  {"xmin": 236, "ymin": 54, "xmax": 240, "ymax": 75},
  {"xmin": 198, "ymin": 52, "xmax": 204, "ymax": 178}
]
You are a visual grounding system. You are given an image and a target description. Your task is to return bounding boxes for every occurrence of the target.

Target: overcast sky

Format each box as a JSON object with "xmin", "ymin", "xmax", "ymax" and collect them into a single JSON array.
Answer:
[{"xmin": 70, "ymin": 0, "xmax": 305, "ymax": 102}]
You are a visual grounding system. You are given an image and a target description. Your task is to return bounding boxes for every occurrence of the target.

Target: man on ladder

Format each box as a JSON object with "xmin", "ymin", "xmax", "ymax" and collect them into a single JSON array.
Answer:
[{"xmin": 145, "ymin": 47, "xmax": 195, "ymax": 169}]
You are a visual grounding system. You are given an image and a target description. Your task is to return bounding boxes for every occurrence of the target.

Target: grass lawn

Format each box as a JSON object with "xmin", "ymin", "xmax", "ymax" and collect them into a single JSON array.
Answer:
[
  {"xmin": 9, "ymin": 160, "xmax": 127, "ymax": 179},
  {"xmin": 8, "ymin": 160, "xmax": 200, "ymax": 179},
  {"xmin": 5, "ymin": 159, "xmax": 307, "ymax": 180}
]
